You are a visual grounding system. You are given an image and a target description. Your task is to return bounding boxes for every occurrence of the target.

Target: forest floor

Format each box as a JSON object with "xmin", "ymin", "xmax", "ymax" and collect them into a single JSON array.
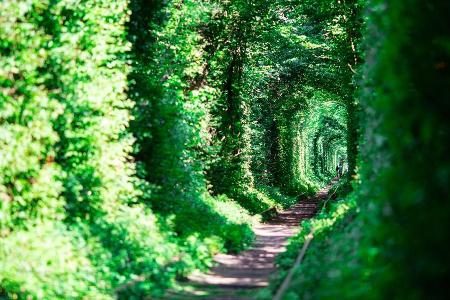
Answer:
[{"xmin": 160, "ymin": 183, "xmax": 335, "ymax": 300}]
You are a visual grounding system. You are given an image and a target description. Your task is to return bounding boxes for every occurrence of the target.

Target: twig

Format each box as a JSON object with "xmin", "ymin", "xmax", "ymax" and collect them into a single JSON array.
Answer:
[{"xmin": 348, "ymin": 63, "xmax": 357, "ymax": 74}]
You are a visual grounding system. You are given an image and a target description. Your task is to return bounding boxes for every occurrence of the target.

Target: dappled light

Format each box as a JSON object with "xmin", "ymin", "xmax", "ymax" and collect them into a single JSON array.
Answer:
[{"xmin": 1, "ymin": 0, "xmax": 449, "ymax": 299}]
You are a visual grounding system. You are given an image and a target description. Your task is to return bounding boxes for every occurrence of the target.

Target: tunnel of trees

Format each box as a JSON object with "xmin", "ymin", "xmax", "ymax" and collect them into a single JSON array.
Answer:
[{"xmin": 0, "ymin": 0, "xmax": 449, "ymax": 299}]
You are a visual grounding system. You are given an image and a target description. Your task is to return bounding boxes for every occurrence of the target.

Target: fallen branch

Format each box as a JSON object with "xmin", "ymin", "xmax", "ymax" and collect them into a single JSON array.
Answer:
[
  {"xmin": 260, "ymin": 206, "xmax": 278, "ymax": 221},
  {"xmin": 273, "ymin": 229, "xmax": 315, "ymax": 300}
]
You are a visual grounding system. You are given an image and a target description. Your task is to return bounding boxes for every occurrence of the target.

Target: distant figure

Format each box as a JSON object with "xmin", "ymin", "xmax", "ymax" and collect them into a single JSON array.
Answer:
[
  {"xmin": 336, "ymin": 164, "xmax": 342, "ymax": 178},
  {"xmin": 336, "ymin": 158, "xmax": 344, "ymax": 178}
]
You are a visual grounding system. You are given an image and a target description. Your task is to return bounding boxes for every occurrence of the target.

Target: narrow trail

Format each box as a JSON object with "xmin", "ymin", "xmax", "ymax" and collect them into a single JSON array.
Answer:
[{"xmin": 165, "ymin": 182, "xmax": 335, "ymax": 300}]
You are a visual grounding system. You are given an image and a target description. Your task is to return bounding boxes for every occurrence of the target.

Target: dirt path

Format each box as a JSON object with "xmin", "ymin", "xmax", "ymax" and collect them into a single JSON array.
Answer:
[{"xmin": 165, "ymin": 183, "xmax": 335, "ymax": 300}]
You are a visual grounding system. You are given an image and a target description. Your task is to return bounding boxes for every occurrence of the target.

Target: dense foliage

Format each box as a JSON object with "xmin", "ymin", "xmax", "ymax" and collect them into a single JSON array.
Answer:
[
  {"xmin": 266, "ymin": 0, "xmax": 450, "ymax": 299},
  {"xmin": 0, "ymin": 1, "xmax": 257, "ymax": 298},
  {"xmin": 1, "ymin": 0, "xmax": 448, "ymax": 299}
]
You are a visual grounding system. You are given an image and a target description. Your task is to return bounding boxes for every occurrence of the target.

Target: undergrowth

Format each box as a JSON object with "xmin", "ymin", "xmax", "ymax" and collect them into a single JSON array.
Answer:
[{"xmin": 261, "ymin": 180, "xmax": 360, "ymax": 300}]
